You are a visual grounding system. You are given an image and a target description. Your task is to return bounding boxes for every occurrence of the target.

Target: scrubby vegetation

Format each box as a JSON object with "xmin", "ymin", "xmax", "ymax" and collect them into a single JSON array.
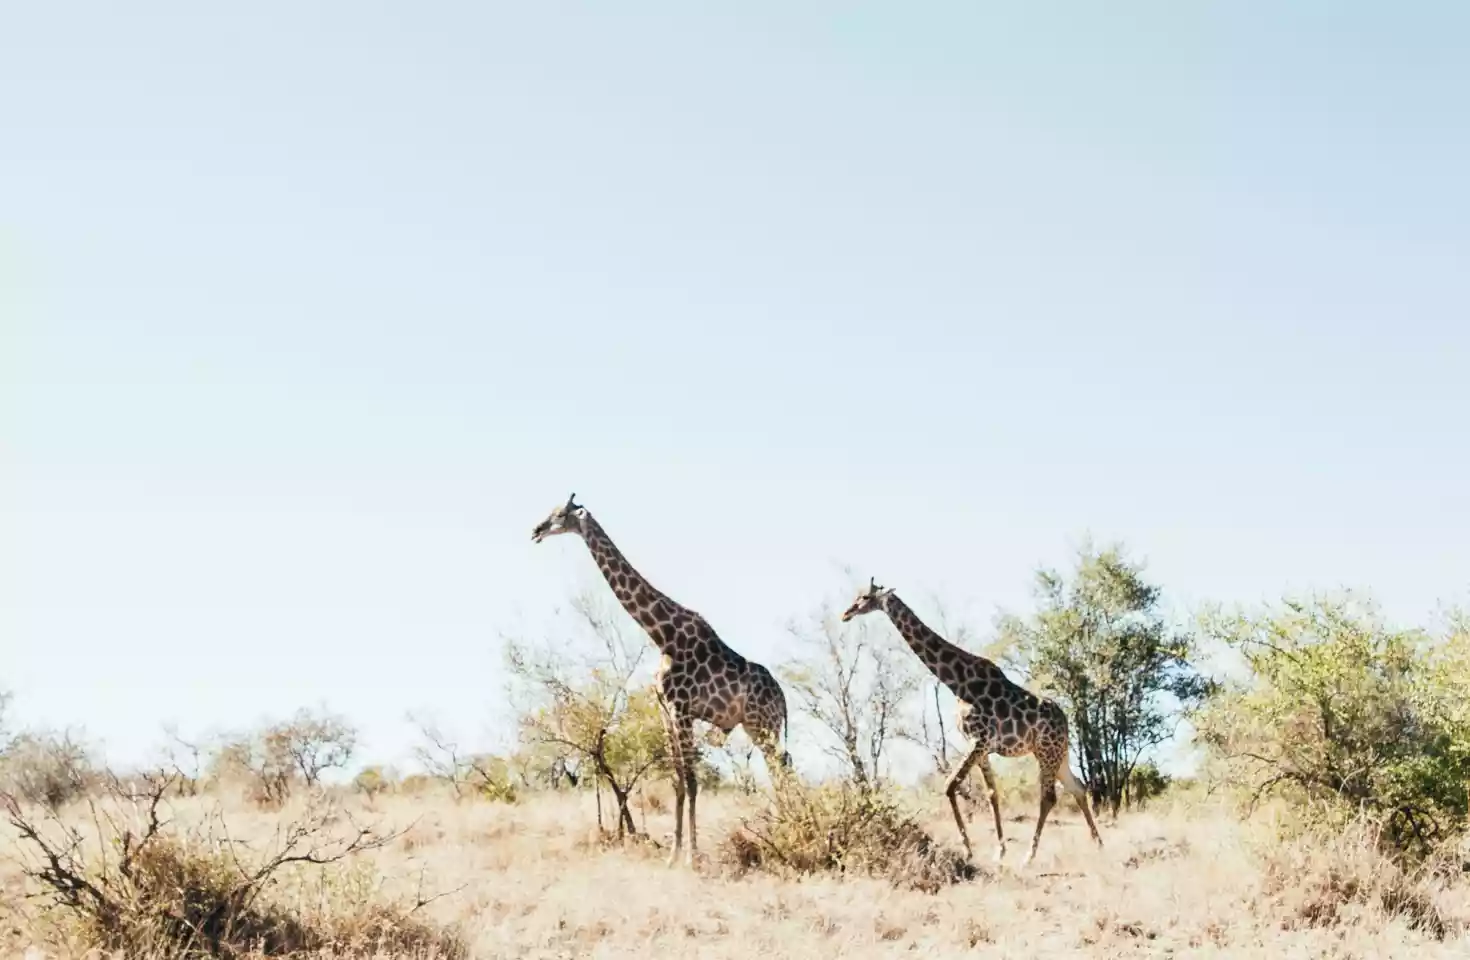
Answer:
[
  {"xmin": 1, "ymin": 775, "xmax": 466, "ymax": 959},
  {"xmin": 720, "ymin": 779, "xmax": 976, "ymax": 893},
  {"xmin": 4, "ymin": 542, "xmax": 1469, "ymax": 957},
  {"xmin": 0, "ymin": 727, "xmax": 97, "ymax": 812},
  {"xmin": 996, "ymin": 544, "xmax": 1213, "ymax": 815},
  {"xmin": 1199, "ymin": 594, "xmax": 1470, "ymax": 860}
]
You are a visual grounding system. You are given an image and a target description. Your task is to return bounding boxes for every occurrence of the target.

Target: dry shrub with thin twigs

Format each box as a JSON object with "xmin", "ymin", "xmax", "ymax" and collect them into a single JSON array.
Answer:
[
  {"xmin": 2, "ymin": 773, "xmax": 466, "ymax": 959},
  {"xmin": 719, "ymin": 779, "xmax": 978, "ymax": 893},
  {"xmin": 1256, "ymin": 815, "xmax": 1456, "ymax": 941},
  {"xmin": 0, "ymin": 729, "xmax": 97, "ymax": 812}
]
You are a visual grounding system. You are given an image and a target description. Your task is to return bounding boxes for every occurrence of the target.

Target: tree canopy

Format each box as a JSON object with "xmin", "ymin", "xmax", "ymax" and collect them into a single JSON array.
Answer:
[{"xmin": 996, "ymin": 541, "xmax": 1209, "ymax": 813}]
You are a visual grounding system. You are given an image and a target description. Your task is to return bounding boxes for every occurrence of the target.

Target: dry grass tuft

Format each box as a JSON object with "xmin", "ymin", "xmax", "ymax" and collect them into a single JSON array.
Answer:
[
  {"xmin": 717, "ymin": 781, "xmax": 977, "ymax": 893},
  {"xmin": 1, "ymin": 783, "xmax": 467, "ymax": 960},
  {"xmin": 49, "ymin": 837, "xmax": 463, "ymax": 959},
  {"xmin": 1258, "ymin": 820, "xmax": 1456, "ymax": 941}
]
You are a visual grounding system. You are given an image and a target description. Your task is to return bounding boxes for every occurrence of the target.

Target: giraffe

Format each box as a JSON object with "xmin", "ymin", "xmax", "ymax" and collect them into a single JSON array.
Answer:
[
  {"xmin": 840, "ymin": 578, "xmax": 1102, "ymax": 866},
  {"xmin": 531, "ymin": 493, "xmax": 791, "ymax": 866}
]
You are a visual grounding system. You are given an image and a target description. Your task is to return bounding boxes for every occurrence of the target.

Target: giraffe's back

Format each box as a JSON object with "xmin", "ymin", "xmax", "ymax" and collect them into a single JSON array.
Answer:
[
  {"xmin": 659, "ymin": 628, "xmax": 786, "ymax": 737},
  {"xmin": 956, "ymin": 679, "xmax": 1068, "ymax": 757}
]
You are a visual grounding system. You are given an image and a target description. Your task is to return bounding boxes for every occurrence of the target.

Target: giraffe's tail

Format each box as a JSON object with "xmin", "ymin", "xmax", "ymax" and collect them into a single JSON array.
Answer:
[
  {"xmin": 1058, "ymin": 763, "xmax": 1088, "ymax": 796},
  {"xmin": 779, "ymin": 709, "xmax": 793, "ymax": 769}
]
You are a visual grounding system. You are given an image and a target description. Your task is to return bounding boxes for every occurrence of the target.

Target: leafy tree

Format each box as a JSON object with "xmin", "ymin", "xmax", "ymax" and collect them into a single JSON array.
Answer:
[
  {"xmin": 507, "ymin": 742, "xmax": 583, "ymax": 791},
  {"xmin": 462, "ymin": 753, "xmax": 519, "ymax": 803},
  {"xmin": 508, "ymin": 649, "xmax": 670, "ymax": 836},
  {"xmin": 504, "ymin": 590, "xmax": 681, "ymax": 837},
  {"xmin": 1125, "ymin": 762, "xmax": 1172, "ymax": 810},
  {"xmin": 1197, "ymin": 594, "xmax": 1470, "ymax": 857},
  {"xmin": 996, "ymin": 541, "xmax": 1209, "ymax": 814}
]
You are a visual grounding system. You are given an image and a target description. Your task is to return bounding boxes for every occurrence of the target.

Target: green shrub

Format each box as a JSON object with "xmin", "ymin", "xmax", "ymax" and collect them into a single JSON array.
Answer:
[
  {"xmin": 463, "ymin": 754, "xmax": 519, "ymax": 804},
  {"xmin": 1127, "ymin": 763, "xmax": 1172, "ymax": 810},
  {"xmin": 1199, "ymin": 595, "xmax": 1470, "ymax": 859},
  {"xmin": 352, "ymin": 765, "xmax": 397, "ymax": 800}
]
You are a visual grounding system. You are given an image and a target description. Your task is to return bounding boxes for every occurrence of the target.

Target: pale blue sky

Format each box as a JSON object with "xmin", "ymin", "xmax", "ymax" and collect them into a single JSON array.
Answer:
[{"xmin": 3, "ymin": 3, "xmax": 1466, "ymax": 771}]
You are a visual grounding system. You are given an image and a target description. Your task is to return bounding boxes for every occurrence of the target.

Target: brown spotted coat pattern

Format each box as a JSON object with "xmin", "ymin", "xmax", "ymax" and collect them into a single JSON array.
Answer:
[
  {"xmin": 842, "ymin": 580, "xmax": 1102, "ymax": 865},
  {"xmin": 532, "ymin": 494, "xmax": 789, "ymax": 866}
]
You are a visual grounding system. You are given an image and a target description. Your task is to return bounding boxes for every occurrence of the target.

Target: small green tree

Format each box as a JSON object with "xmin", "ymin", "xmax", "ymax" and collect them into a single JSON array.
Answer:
[
  {"xmin": 462, "ymin": 753, "xmax": 519, "ymax": 803},
  {"xmin": 508, "ymin": 651, "xmax": 669, "ymax": 836},
  {"xmin": 507, "ymin": 743, "xmax": 583, "ymax": 791},
  {"xmin": 1125, "ymin": 762, "xmax": 1172, "ymax": 810},
  {"xmin": 1197, "ymin": 594, "xmax": 1470, "ymax": 858},
  {"xmin": 996, "ymin": 541, "xmax": 1209, "ymax": 814},
  {"xmin": 505, "ymin": 590, "xmax": 679, "ymax": 837},
  {"xmin": 353, "ymin": 764, "xmax": 397, "ymax": 800}
]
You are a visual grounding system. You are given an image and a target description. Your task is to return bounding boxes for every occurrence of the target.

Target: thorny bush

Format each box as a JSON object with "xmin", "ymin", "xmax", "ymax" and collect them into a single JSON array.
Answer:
[{"xmin": 1, "ymin": 772, "xmax": 465, "ymax": 959}]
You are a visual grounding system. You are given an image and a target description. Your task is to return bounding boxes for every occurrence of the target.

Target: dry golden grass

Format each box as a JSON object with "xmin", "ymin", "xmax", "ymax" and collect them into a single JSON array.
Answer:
[{"xmin": 3, "ymin": 781, "xmax": 1467, "ymax": 959}]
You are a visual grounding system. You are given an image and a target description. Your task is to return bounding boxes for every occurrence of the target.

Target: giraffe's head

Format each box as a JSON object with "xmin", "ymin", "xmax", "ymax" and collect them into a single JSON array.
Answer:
[
  {"xmin": 840, "ymin": 577, "xmax": 893, "ymax": 622},
  {"xmin": 531, "ymin": 492, "xmax": 589, "ymax": 543}
]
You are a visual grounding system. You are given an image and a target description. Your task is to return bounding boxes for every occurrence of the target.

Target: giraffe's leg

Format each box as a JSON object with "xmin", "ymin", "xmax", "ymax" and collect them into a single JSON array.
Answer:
[
  {"xmin": 1060, "ymin": 764, "xmax": 1103, "ymax": 847},
  {"xmin": 1024, "ymin": 752, "xmax": 1061, "ymax": 867},
  {"xmin": 746, "ymin": 723, "xmax": 788, "ymax": 789},
  {"xmin": 673, "ymin": 714, "xmax": 699, "ymax": 867},
  {"xmin": 658, "ymin": 701, "xmax": 687, "ymax": 868},
  {"xmin": 977, "ymin": 756, "xmax": 1007, "ymax": 863},
  {"xmin": 944, "ymin": 744, "xmax": 984, "ymax": 860}
]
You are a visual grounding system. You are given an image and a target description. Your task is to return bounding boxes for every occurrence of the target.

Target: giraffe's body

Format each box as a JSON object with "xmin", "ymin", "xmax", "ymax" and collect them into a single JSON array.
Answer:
[
  {"xmin": 533, "ymin": 494, "xmax": 789, "ymax": 865},
  {"xmin": 842, "ymin": 580, "xmax": 1102, "ymax": 865}
]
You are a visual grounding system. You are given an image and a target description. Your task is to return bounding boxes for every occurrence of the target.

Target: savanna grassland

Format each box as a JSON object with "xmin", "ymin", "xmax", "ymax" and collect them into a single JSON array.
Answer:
[
  {"xmin": 2, "ymin": 773, "xmax": 1467, "ymax": 960},
  {"xmin": 4, "ymin": 550, "xmax": 1468, "ymax": 958}
]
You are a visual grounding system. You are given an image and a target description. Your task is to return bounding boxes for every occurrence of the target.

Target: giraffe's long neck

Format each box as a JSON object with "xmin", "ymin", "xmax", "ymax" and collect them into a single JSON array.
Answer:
[
  {"xmin": 880, "ymin": 593, "xmax": 1003, "ymax": 692},
  {"xmin": 578, "ymin": 515, "xmax": 678, "ymax": 649}
]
